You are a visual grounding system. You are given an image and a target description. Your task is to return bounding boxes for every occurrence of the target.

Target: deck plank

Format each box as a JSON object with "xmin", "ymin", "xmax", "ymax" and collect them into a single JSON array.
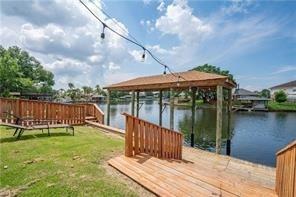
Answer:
[{"xmin": 108, "ymin": 147, "xmax": 277, "ymax": 197}]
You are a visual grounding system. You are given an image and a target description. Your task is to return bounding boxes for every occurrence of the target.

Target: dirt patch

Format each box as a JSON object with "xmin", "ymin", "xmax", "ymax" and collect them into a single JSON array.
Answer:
[{"xmin": 102, "ymin": 152, "xmax": 155, "ymax": 197}]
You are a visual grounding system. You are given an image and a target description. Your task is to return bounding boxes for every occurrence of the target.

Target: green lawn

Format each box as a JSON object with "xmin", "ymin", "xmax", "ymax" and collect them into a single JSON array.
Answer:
[
  {"xmin": 268, "ymin": 101, "xmax": 296, "ymax": 112},
  {"xmin": 0, "ymin": 126, "xmax": 139, "ymax": 196}
]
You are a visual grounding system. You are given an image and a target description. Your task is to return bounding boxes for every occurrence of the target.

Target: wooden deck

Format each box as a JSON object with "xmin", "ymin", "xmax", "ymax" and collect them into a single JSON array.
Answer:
[{"xmin": 108, "ymin": 147, "xmax": 277, "ymax": 197}]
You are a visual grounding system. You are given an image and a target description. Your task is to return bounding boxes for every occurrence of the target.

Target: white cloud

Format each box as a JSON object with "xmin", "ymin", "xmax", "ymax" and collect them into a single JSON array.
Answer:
[
  {"xmin": 155, "ymin": 0, "xmax": 211, "ymax": 44},
  {"xmin": 143, "ymin": 0, "xmax": 153, "ymax": 5},
  {"xmin": 147, "ymin": 45, "xmax": 175, "ymax": 55},
  {"xmin": 222, "ymin": 0, "xmax": 254, "ymax": 15},
  {"xmin": 129, "ymin": 50, "xmax": 144, "ymax": 62},
  {"xmin": 107, "ymin": 62, "xmax": 120, "ymax": 70},
  {"xmin": 140, "ymin": 19, "xmax": 155, "ymax": 32},
  {"xmin": 157, "ymin": 1, "xmax": 166, "ymax": 12},
  {"xmin": 271, "ymin": 66, "xmax": 296, "ymax": 75},
  {"xmin": 140, "ymin": 20, "xmax": 145, "ymax": 25},
  {"xmin": 103, "ymin": 71, "xmax": 138, "ymax": 86},
  {"xmin": 0, "ymin": 0, "xmax": 135, "ymax": 88}
]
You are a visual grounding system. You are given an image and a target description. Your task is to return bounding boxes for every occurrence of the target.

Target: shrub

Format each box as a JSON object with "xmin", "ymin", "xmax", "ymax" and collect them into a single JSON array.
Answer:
[{"xmin": 274, "ymin": 90, "xmax": 287, "ymax": 103}]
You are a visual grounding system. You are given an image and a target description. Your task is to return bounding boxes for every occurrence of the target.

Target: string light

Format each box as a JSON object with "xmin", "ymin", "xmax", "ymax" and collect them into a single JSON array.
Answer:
[
  {"xmin": 101, "ymin": 23, "xmax": 106, "ymax": 39},
  {"xmin": 163, "ymin": 66, "xmax": 167, "ymax": 75},
  {"xmin": 141, "ymin": 48, "xmax": 146, "ymax": 62},
  {"xmin": 80, "ymin": 0, "xmax": 188, "ymax": 83}
]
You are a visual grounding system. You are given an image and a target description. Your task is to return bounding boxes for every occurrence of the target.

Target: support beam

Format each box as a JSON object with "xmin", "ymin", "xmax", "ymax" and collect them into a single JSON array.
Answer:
[
  {"xmin": 228, "ymin": 88, "xmax": 232, "ymax": 113},
  {"xmin": 216, "ymin": 85, "xmax": 223, "ymax": 154},
  {"xmin": 226, "ymin": 88, "xmax": 232, "ymax": 156},
  {"xmin": 159, "ymin": 90, "xmax": 163, "ymax": 126},
  {"xmin": 136, "ymin": 91, "xmax": 140, "ymax": 118},
  {"xmin": 191, "ymin": 87, "xmax": 197, "ymax": 147},
  {"xmin": 131, "ymin": 91, "xmax": 135, "ymax": 116},
  {"xmin": 106, "ymin": 90, "xmax": 111, "ymax": 126},
  {"xmin": 170, "ymin": 88, "xmax": 174, "ymax": 130}
]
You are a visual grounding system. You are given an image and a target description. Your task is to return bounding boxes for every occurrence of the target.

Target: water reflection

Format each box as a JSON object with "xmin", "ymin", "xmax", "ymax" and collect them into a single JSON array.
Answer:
[{"xmin": 98, "ymin": 101, "xmax": 296, "ymax": 167}]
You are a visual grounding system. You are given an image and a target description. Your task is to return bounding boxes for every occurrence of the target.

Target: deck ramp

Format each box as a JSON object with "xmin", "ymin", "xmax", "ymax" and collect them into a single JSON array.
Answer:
[{"xmin": 108, "ymin": 147, "xmax": 277, "ymax": 197}]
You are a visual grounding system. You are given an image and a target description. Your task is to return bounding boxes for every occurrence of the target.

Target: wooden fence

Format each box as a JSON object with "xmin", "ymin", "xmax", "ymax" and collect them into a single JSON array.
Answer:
[
  {"xmin": 83, "ymin": 103, "xmax": 104, "ymax": 124},
  {"xmin": 0, "ymin": 98, "xmax": 85, "ymax": 125},
  {"xmin": 123, "ymin": 113, "xmax": 183, "ymax": 160},
  {"xmin": 275, "ymin": 140, "xmax": 296, "ymax": 197}
]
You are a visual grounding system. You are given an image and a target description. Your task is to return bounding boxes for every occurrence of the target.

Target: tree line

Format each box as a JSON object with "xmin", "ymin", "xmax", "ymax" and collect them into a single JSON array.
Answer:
[
  {"xmin": 0, "ymin": 45, "xmax": 54, "ymax": 96},
  {"xmin": 2, "ymin": 45, "xmax": 277, "ymax": 103}
]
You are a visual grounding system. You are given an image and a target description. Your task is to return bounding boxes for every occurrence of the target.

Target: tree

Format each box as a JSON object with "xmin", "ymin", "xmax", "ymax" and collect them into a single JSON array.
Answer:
[
  {"xmin": 191, "ymin": 64, "xmax": 235, "ymax": 81},
  {"xmin": 94, "ymin": 84, "xmax": 106, "ymax": 96},
  {"xmin": 274, "ymin": 90, "xmax": 287, "ymax": 103},
  {"xmin": 0, "ymin": 50, "xmax": 20, "ymax": 96},
  {"xmin": 82, "ymin": 86, "xmax": 93, "ymax": 101},
  {"xmin": 68, "ymin": 83, "xmax": 75, "ymax": 89},
  {"xmin": 189, "ymin": 64, "xmax": 235, "ymax": 103},
  {"xmin": 0, "ymin": 45, "xmax": 55, "ymax": 96},
  {"xmin": 260, "ymin": 89, "xmax": 270, "ymax": 98},
  {"xmin": 110, "ymin": 90, "xmax": 129, "ymax": 99}
]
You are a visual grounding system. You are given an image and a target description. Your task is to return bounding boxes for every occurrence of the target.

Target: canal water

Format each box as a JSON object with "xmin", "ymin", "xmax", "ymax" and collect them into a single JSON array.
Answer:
[{"xmin": 98, "ymin": 101, "xmax": 296, "ymax": 167}]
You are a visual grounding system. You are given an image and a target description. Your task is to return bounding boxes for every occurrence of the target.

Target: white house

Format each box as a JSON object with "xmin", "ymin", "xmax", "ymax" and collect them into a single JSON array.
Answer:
[{"xmin": 270, "ymin": 80, "xmax": 296, "ymax": 102}]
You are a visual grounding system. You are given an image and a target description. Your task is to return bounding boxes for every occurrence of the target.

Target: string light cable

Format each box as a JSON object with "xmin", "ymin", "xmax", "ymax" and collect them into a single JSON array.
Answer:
[
  {"xmin": 89, "ymin": 0, "xmax": 141, "ymax": 45},
  {"xmin": 80, "ymin": 0, "xmax": 187, "ymax": 82}
]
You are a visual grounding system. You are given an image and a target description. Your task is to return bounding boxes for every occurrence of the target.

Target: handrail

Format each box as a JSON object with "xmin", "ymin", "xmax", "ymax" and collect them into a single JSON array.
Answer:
[
  {"xmin": 82, "ymin": 103, "xmax": 104, "ymax": 124},
  {"xmin": 275, "ymin": 140, "xmax": 296, "ymax": 197},
  {"xmin": 122, "ymin": 113, "xmax": 181, "ymax": 135},
  {"xmin": 276, "ymin": 140, "xmax": 296, "ymax": 155},
  {"xmin": 123, "ymin": 113, "xmax": 183, "ymax": 160}
]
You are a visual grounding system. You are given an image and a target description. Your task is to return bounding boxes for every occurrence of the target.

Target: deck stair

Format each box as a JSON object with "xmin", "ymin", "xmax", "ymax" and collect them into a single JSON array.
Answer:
[{"xmin": 85, "ymin": 116, "xmax": 97, "ymax": 122}]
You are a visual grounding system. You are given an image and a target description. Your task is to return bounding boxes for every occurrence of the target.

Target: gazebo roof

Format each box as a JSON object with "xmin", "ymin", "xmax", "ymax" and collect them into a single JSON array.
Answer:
[{"xmin": 104, "ymin": 70, "xmax": 236, "ymax": 91}]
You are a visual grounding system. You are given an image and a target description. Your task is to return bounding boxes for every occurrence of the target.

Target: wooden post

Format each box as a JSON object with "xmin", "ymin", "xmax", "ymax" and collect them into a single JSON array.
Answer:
[
  {"xmin": 191, "ymin": 87, "xmax": 197, "ymax": 147},
  {"xmin": 159, "ymin": 90, "xmax": 163, "ymax": 126},
  {"xmin": 226, "ymin": 88, "xmax": 232, "ymax": 155},
  {"xmin": 216, "ymin": 85, "xmax": 223, "ymax": 154},
  {"xmin": 125, "ymin": 115, "xmax": 133, "ymax": 157},
  {"xmin": 228, "ymin": 88, "xmax": 232, "ymax": 113},
  {"xmin": 17, "ymin": 99, "xmax": 21, "ymax": 118},
  {"xmin": 106, "ymin": 89, "xmax": 111, "ymax": 126},
  {"xmin": 131, "ymin": 91, "xmax": 135, "ymax": 116},
  {"xmin": 136, "ymin": 91, "xmax": 140, "ymax": 118},
  {"xmin": 170, "ymin": 88, "xmax": 174, "ymax": 130}
]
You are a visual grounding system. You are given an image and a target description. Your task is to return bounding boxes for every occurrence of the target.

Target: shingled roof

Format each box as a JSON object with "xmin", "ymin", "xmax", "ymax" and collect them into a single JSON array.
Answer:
[
  {"xmin": 270, "ymin": 80, "xmax": 296, "ymax": 90},
  {"xmin": 104, "ymin": 70, "xmax": 236, "ymax": 91},
  {"xmin": 234, "ymin": 88, "xmax": 258, "ymax": 96}
]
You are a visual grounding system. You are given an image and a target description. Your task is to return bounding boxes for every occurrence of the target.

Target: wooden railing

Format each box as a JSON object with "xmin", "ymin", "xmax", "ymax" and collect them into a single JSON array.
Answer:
[
  {"xmin": 275, "ymin": 140, "xmax": 296, "ymax": 197},
  {"xmin": 123, "ymin": 113, "xmax": 183, "ymax": 160},
  {"xmin": 0, "ymin": 98, "xmax": 85, "ymax": 125},
  {"xmin": 83, "ymin": 103, "xmax": 104, "ymax": 124}
]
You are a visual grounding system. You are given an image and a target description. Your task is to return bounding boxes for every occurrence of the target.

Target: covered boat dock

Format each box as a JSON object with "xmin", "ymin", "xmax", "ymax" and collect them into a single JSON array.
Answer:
[
  {"xmin": 104, "ymin": 70, "xmax": 295, "ymax": 196},
  {"xmin": 104, "ymin": 70, "xmax": 236, "ymax": 153}
]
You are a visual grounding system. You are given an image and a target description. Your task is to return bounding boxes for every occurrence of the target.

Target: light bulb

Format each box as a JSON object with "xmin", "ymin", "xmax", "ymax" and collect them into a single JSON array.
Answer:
[
  {"xmin": 101, "ymin": 23, "xmax": 106, "ymax": 40},
  {"xmin": 141, "ymin": 49, "xmax": 146, "ymax": 62},
  {"xmin": 163, "ymin": 66, "xmax": 167, "ymax": 75}
]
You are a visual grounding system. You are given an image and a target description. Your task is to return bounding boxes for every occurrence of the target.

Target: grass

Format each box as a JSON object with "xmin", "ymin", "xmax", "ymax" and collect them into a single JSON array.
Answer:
[
  {"xmin": 268, "ymin": 101, "xmax": 296, "ymax": 112},
  {"xmin": 0, "ymin": 126, "xmax": 139, "ymax": 196}
]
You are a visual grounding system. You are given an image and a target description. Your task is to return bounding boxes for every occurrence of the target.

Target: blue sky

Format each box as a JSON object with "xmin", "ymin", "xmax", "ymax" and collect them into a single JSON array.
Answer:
[{"xmin": 0, "ymin": 0, "xmax": 295, "ymax": 91}]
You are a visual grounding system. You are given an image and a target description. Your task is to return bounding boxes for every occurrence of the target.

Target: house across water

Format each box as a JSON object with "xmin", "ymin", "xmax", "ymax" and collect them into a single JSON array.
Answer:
[
  {"xmin": 270, "ymin": 80, "xmax": 296, "ymax": 102},
  {"xmin": 233, "ymin": 88, "xmax": 270, "ymax": 111}
]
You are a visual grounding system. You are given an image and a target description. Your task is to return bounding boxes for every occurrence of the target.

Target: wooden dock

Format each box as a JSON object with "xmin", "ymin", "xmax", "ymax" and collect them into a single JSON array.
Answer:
[{"xmin": 109, "ymin": 147, "xmax": 277, "ymax": 196}]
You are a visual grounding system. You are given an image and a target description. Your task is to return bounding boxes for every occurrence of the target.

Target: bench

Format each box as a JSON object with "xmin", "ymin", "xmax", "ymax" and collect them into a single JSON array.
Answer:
[
  {"xmin": 0, "ymin": 112, "xmax": 74, "ymax": 139},
  {"xmin": 0, "ymin": 122, "xmax": 74, "ymax": 139}
]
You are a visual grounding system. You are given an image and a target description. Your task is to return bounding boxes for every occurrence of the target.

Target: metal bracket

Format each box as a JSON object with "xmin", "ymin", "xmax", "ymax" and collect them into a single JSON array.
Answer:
[
  {"xmin": 137, "ymin": 103, "xmax": 144, "ymax": 114},
  {"xmin": 161, "ymin": 104, "xmax": 167, "ymax": 114}
]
